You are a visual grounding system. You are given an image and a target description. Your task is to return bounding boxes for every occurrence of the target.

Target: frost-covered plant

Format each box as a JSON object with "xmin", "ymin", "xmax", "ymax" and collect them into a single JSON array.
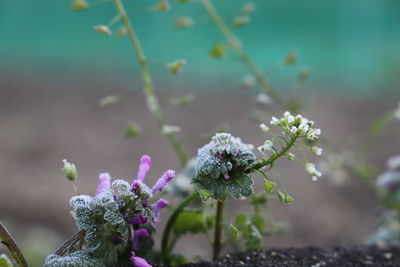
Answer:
[
  {"xmin": 160, "ymin": 111, "xmax": 322, "ymax": 262},
  {"xmin": 194, "ymin": 133, "xmax": 256, "ymax": 201},
  {"xmin": 44, "ymin": 155, "xmax": 175, "ymax": 267}
]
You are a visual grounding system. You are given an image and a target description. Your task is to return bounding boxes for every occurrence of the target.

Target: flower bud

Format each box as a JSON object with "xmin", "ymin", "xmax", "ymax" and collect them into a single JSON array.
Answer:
[
  {"xmin": 71, "ymin": 0, "xmax": 89, "ymax": 11},
  {"xmin": 175, "ymin": 16, "xmax": 194, "ymax": 29},
  {"xmin": 152, "ymin": 0, "xmax": 170, "ymax": 11},
  {"xmin": 282, "ymin": 50, "xmax": 298, "ymax": 65},
  {"xmin": 125, "ymin": 122, "xmax": 141, "ymax": 138},
  {"xmin": 240, "ymin": 2, "xmax": 256, "ymax": 14},
  {"xmin": 209, "ymin": 43, "xmax": 225, "ymax": 58},
  {"xmin": 166, "ymin": 59, "xmax": 186, "ymax": 74},
  {"xmin": 62, "ymin": 159, "xmax": 77, "ymax": 181},
  {"xmin": 93, "ymin": 25, "xmax": 112, "ymax": 36},
  {"xmin": 233, "ymin": 16, "xmax": 250, "ymax": 28}
]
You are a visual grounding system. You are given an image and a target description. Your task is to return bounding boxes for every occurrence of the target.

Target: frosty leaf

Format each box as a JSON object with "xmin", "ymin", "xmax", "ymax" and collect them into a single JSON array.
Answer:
[
  {"xmin": 173, "ymin": 210, "xmax": 206, "ymax": 236},
  {"xmin": 44, "ymin": 251, "xmax": 105, "ymax": 267}
]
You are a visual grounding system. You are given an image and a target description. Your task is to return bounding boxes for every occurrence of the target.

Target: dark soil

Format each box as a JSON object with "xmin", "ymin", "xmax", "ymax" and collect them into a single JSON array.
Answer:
[{"xmin": 179, "ymin": 245, "xmax": 400, "ymax": 267}]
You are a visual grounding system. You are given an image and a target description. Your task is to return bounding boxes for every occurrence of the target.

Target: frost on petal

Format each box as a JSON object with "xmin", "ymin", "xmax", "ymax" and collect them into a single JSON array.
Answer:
[
  {"xmin": 95, "ymin": 172, "xmax": 111, "ymax": 196},
  {"xmin": 151, "ymin": 170, "xmax": 175, "ymax": 194},
  {"xmin": 130, "ymin": 252, "xmax": 152, "ymax": 267},
  {"xmin": 136, "ymin": 155, "xmax": 152, "ymax": 182},
  {"xmin": 133, "ymin": 228, "xmax": 150, "ymax": 251}
]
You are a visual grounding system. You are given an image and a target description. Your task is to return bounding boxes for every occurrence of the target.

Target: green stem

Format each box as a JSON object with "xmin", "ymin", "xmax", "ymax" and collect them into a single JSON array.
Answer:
[
  {"xmin": 112, "ymin": 0, "xmax": 188, "ymax": 166},
  {"xmin": 0, "ymin": 222, "xmax": 28, "ymax": 267},
  {"xmin": 161, "ymin": 192, "xmax": 198, "ymax": 264},
  {"xmin": 200, "ymin": 0, "xmax": 283, "ymax": 105},
  {"xmin": 212, "ymin": 201, "xmax": 224, "ymax": 261},
  {"xmin": 250, "ymin": 135, "xmax": 297, "ymax": 171}
]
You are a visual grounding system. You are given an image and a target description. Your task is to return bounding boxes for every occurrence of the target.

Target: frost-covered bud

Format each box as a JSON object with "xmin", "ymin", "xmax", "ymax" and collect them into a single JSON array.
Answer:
[
  {"xmin": 93, "ymin": 25, "xmax": 112, "ymax": 35},
  {"xmin": 258, "ymin": 140, "xmax": 273, "ymax": 154},
  {"xmin": 311, "ymin": 146, "xmax": 323, "ymax": 156},
  {"xmin": 166, "ymin": 59, "xmax": 186, "ymax": 74},
  {"xmin": 95, "ymin": 172, "xmax": 111, "ymax": 196},
  {"xmin": 305, "ymin": 162, "xmax": 322, "ymax": 181},
  {"xmin": 286, "ymin": 152, "xmax": 295, "ymax": 160},
  {"xmin": 259, "ymin": 123, "xmax": 270, "ymax": 133},
  {"xmin": 151, "ymin": 170, "xmax": 175, "ymax": 194},
  {"xmin": 62, "ymin": 159, "xmax": 77, "ymax": 181},
  {"xmin": 133, "ymin": 228, "xmax": 150, "ymax": 251},
  {"xmin": 71, "ymin": 0, "xmax": 89, "ymax": 11},
  {"xmin": 233, "ymin": 16, "xmax": 250, "ymax": 28},
  {"xmin": 152, "ymin": 0, "xmax": 170, "ymax": 11},
  {"xmin": 175, "ymin": 16, "xmax": 194, "ymax": 28},
  {"xmin": 132, "ymin": 180, "xmax": 153, "ymax": 197},
  {"xmin": 136, "ymin": 155, "xmax": 152, "ymax": 182},
  {"xmin": 270, "ymin": 117, "xmax": 280, "ymax": 126},
  {"xmin": 130, "ymin": 252, "xmax": 152, "ymax": 267}
]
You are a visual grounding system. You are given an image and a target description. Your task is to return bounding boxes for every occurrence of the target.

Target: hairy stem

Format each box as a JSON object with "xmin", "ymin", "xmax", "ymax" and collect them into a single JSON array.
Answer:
[
  {"xmin": 112, "ymin": 0, "xmax": 188, "ymax": 166},
  {"xmin": 200, "ymin": 0, "xmax": 282, "ymax": 105},
  {"xmin": 250, "ymin": 135, "xmax": 297, "ymax": 171},
  {"xmin": 54, "ymin": 230, "xmax": 86, "ymax": 256},
  {"xmin": 161, "ymin": 191, "xmax": 198, "ymax": 264},
  {"xmin": 0, "ymin": 222, "xmax": 28, "ymax": 267},
  {"xmin": 212, "ymin": 201, "xmax": 224, "ymax": 261}
]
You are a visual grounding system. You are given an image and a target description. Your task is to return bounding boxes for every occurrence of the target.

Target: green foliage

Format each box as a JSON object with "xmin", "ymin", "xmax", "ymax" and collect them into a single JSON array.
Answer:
[
  {"xmin": 232, "ymin": 213, "xmax": 263, "ymax": 251},
  {"xmin": 193, "ymin": 173, "xmax": 253, "ymax": 201},
  {"xmin": 0, "ymin": 254, "xmax": 13, "ymax": 267},
  {"xmin": 173, "ymin": 210, "xmax": 207, "ymax": 236}
]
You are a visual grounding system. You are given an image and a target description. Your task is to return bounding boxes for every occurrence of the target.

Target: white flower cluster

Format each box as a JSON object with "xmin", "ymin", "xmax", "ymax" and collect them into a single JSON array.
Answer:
[
  {"xmin": 305, "ymin": 162, "xmax": 322, "ymax": 181},
  {"xmin": 270, "ymin": 111, "xmax": 321, "ymax": 141},
  {"xmin": 258, "ymin": 140, "xmax": 273, "ymax": 154}
]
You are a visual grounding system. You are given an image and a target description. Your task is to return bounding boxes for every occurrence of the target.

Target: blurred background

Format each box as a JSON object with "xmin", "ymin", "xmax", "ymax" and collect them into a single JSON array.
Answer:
[{"xmin": 0, "ymin": 0, "xmax": 399, "ymax": 265}]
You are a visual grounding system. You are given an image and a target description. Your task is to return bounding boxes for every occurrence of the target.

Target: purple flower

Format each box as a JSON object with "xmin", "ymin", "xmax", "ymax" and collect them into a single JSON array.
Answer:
[
  {"xmin": 130, "ymin": 251, "xmax": 152, "ymax": 267},
  {"xmin": 136, "ymin": 155, "xmax": 152, "ymax": 182},
  {"xmin": 133, "ymin": 228, "xmax": 150, "ymax": 251},
  {"xmin": 95, "ymin": 172, "xmax": 111, "ymax": 195},
  {"xmin": 129, "ymin": 215, "xmax": 148, "ymax": 225},
  {"xmin": 152, "ymin": 199, "xmax": 169, "ymax": 227},
  {"xmin": 151, "ymin": 170, "xmax": 175, "ymax": 194}
]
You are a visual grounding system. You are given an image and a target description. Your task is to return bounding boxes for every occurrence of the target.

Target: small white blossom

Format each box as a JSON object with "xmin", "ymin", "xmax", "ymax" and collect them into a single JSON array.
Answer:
[
  {"xmin": 306, "ymin": 128, "xmax": 321, "ymax": 141},
  {"xmin": 305, "ymin": 162, "xmax": 322, "ymax": 181},
  {"xmin": 286, "ymin": 152, "xmax": 295, "ymax": 160},
  {"xmin": 258, "ymin": 140, "xmax": 273, "ymax": 154},
  {"xmin": 311, "ymin": 146, "xmax": 323, "ymax": 156},
  {"xmin": 270, "ymin": 117, "xmax": 280, "ymax": 126},
  {"xmin": 290, "ymin": 126, "xmax": 298, "ymax": 135},
  {"xmin": 259, "ymin": 123, "xmax": 270, "ymax": 133}
]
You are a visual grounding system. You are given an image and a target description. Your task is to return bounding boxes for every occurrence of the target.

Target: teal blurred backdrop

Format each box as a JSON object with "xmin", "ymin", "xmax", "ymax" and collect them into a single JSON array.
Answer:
[{"xmin": 1, "ymin": 0, "xmax": 400, "ymax": 93}]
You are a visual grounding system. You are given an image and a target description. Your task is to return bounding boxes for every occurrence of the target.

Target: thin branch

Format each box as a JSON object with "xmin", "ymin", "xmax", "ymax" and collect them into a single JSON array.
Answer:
[
  {"xmin": 0, "ymin": 222, "xmax": 28, "ymax": 267},
  {"xmin": 54, "ymin": 230, "xmax": 86, "ymax": 256}
]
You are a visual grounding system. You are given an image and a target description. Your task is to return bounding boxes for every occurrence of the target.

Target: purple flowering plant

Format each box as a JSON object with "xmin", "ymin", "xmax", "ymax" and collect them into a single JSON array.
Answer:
[{"xmin": 43, "ymin": 155, "xmax": 174, "ymax": 267}]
